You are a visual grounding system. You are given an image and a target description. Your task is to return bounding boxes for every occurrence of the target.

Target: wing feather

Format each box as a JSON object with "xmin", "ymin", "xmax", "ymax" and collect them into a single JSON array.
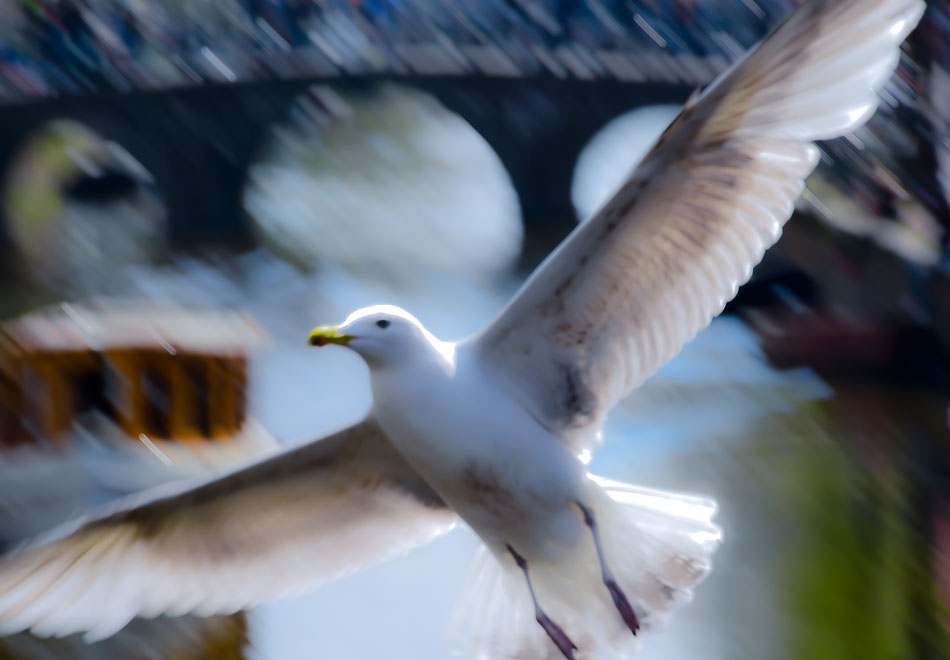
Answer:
[
  {"xmin": 471, "ymin": 0, "xmax": 924, "ymax": 450},
  {"xmin": 0, "ymin": 418, "xmax": 456, "ymax": 641}
]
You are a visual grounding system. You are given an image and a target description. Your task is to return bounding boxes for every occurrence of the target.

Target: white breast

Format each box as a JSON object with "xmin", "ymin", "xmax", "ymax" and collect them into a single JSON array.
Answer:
[{"xmin": 370, "ymin": 348, "xmax": 587, "ymax": 555}]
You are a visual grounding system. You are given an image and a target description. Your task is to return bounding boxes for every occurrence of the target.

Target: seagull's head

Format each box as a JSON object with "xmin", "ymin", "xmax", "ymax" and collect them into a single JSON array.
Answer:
[{"xmin": 308, "ymin": 304, "xmax": 455, "ymax": 370}]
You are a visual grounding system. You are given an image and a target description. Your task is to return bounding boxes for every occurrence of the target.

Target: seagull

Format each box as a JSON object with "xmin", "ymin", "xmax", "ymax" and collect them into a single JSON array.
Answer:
[{"xmin": 0, "ymin": 0, "xmax": 925, "ymax": 657}]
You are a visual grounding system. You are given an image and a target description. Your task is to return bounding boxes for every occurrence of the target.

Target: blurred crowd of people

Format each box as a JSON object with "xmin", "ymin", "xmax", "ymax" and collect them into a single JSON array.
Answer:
[{"xmin": 0, "ymin": 0, "xmax": 788, "ymax": 97}]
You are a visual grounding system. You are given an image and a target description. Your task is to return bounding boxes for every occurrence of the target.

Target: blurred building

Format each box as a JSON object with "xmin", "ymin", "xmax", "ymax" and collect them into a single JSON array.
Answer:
[{"xmin": 0, "ymin": 301, "xmax": 276, "ymax": 465}]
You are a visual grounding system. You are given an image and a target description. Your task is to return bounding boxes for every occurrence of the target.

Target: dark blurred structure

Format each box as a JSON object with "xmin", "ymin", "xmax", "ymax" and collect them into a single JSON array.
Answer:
[
  {"xmin": 0, "ymin": 0, "xmax": 756, "ymax": 259},
  {"xmin": 0, "ymin": 0, "xmax": 774, "ymax": 256},
  {"xmin": 0, "ymin": 0, "xmax": 945, "ymax": 256},
  {"xmin": 0, "ymin": 78, "xmax": 692, "ymax": 260}
]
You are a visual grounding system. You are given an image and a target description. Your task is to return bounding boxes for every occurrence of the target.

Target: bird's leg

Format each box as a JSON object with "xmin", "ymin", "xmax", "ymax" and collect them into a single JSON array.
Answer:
[
  {"xmin": 506, "ymin": 543, "xmax": 578, "ymax": 660},
  {"xmin": 576, "ymin": 502, "xmax": 640, "ymax": 635}
]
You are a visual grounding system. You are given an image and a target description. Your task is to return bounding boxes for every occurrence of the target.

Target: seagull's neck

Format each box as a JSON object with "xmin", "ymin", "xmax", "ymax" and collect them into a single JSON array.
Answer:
[
  {"xmin": 365, "ymin": 333, "xmax": 457, "ymax": 379},
  {"xmin": 425, "ymin": 335, "xmax": 457, "ymax": 373}
]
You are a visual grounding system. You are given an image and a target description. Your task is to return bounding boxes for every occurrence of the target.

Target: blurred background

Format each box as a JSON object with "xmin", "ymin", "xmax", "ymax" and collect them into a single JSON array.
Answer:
[{"xmin": 0, "ymin": 0, "xmax": 948, "ymax": 658}]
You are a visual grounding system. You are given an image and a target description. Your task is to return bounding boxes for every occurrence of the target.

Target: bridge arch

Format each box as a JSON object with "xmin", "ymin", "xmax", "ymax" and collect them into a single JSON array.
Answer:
[
  {"xmin": 571, "ymin": 103, "xmax": 682, "ymax": 221},
  {"xmin": 408, "ymin": 78, "xmax": 692, "ymax": 263},
  {"xmin": 0, "ymin": 78, "xmax": 694, "ymax": 271},
  {"xmin": 229, "ymin": 77, "xmax": 694, "ymax": 264},
  {"xmin": 241, "ymin": 82, "xmax": 524, "ymax": 277}
]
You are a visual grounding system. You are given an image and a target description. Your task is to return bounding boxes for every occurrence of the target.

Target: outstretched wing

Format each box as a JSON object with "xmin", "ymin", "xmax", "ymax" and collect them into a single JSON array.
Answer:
[
  {"xmin": 0, "ymin": 417, "xmax": 456, "ymax": 641},
  {"xmin": 471, "ymin": 0, "xmax": 924, "ymax": 449}
]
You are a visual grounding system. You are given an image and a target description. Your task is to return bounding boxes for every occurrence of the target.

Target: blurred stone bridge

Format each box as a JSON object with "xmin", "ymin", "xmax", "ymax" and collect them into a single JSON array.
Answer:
[{"xmin": 0, "ymin": 73, "xmax": 693, "ymax": 261}]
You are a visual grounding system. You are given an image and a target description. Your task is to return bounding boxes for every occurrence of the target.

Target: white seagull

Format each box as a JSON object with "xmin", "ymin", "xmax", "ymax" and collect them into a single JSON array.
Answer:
[{"xmin": 0, "ymin": 0, "xmax": 926, "ymax": 657}]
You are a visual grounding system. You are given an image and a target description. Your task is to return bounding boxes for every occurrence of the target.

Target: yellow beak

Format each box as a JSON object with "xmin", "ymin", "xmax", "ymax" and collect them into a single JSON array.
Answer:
[{"xmin": 308, "ymin": 325, "xmax": 354, "ymax": 347}]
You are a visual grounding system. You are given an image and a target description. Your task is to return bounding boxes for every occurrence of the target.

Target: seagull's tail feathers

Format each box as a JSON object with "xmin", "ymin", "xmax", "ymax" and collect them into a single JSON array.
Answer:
[{"xmin": 445, "ymin": 476, "xmax": 722, "ymax": 659}]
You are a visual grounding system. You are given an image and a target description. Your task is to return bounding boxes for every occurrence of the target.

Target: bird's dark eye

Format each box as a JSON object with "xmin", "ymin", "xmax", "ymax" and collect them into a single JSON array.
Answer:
[{"xmin": 376, "ymin": 319, "xmax": 391, "ymax": 329}]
